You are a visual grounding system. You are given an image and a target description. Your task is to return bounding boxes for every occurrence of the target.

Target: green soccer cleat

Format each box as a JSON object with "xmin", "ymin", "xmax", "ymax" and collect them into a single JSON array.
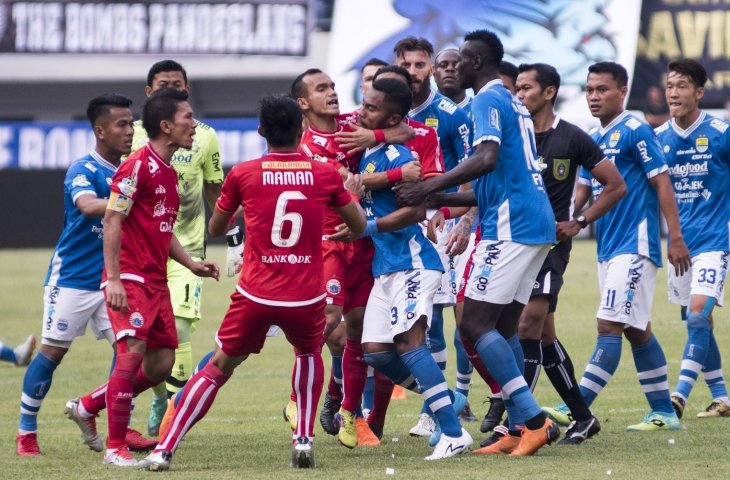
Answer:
[
  {"xmin": 625, "ymin": 411, "xmax": 681, "ymax": 431},
  {"xmin": 542, "ymin": 403, "xmax": 573, "ymax": 427}
]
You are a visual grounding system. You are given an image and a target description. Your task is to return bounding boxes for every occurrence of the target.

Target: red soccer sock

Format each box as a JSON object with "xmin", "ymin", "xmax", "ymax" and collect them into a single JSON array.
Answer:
[
  {"xmin": 106, "ymin": 350, "xmax": 143, "ymax": 449},
  {"xmin": 80, "ymin": 382, "xmax": 108, "ymax": 416},
  {"xmin": 341, "ymin": 339, "xmax": 368, "ymax": 412},
  {"xmin": 157, "ymin": 362, "xmax": 230, "ymax": 453},
  {"xmin": 460, "ymin": 332, "xmax": 501, "ymax": 395},
  {"xmin": 368, "ymin": 370, "xmax": 394, "ymax": 430},
  {"xmin": 293, "ymin": 352, "xmax": 324, "ymax": 439}
]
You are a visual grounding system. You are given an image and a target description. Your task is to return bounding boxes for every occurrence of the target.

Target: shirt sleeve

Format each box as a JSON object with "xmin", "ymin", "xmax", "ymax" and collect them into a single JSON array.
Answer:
[
  {"xmin": 419, "ymin": 127, "xmax": 444, "ymax": 178},
  {"xmin": 66, "ymin": 162, "xmax": 98, "ymax": 204},
  {"xmin": 578, "ymin": 165, "xmax": 592, "ymax": 186},
  {"xmin": 202, "ymin": 127, "xmax": 224, "ymax": 184},
  {"xmin": 575, "ymin": 128, "xmax": 606, "ymax": 171},
  {"xmin": 451, "ymin": 107, "xmax": 472, "ymax": 161},
  {"xmin": 327, "ymin": 166, "xmax": 353, "ymax": 209},
  {"xmin": 471, "ymin": 92, "xmax": 503, "ymax": 147},
  {"xmin": 634, "ymin": 125, "xmax": 668, "ymax": 179},
  {"xmin": 215, "ymin": 166, "xmax": 243, "ymax": 214}
]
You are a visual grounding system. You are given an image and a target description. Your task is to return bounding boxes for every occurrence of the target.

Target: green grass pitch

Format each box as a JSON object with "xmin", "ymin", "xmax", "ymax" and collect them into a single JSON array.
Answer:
[{"xmin": 1, "ymin": 242, "xmax": 728, "ymax": 479}]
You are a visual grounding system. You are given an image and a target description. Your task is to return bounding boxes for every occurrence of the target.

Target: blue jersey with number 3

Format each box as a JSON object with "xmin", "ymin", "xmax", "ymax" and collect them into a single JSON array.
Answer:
[
  {"xmin": 359, "ymin": 143, "xmax": 444, "ymax": 277},
  {"xmin": 45, "ymin": 153, "xmax": 117, "ymax": 290},
  {"xmin": 471, "ymin": 79, "xmax": 555, "ymax": 245}
]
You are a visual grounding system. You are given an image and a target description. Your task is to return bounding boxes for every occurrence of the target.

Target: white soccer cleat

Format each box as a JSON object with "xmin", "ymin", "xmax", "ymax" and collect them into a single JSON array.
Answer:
[
  {"xmin": 13, "ymin": 335, "xmax": 36, "ymax": 367},
  {"xmin": 103, "ymin": 446, "xmax": 139, "ymax": 467},
  {"xmin": 138, "ymin": 450, "xmax": 172, "ymax": 471},
  {"xmin": 65, "ymin": 398, "xmax": 103, "ymax": 452},
  {"xmin": 425, "ymin": 428, "xmax": 473, "ymax": 460},
  {"xmin": 409, "ymin": 413, "xmax": 436, "ymax": 437},
  {"xmin": 290, "ymin": 437, "xmax": 315, "ymax": 468}
]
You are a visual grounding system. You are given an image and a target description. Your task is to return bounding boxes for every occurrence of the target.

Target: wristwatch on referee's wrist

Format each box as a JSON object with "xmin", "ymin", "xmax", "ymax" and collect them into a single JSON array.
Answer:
[{"xmin": 574, "ymin": 215, "xmax": 588, "ymax": 229}]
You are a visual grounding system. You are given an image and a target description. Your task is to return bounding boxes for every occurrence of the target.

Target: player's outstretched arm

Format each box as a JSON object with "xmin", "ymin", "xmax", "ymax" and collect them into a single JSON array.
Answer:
[
  {"xmin": 102, "ymin": 210, "xmax": 128, "ymax": 312},
  {"xmin": 76, "ymin": 194, "xmax": 111, "ymax": 218},
  {"xmin": 208, "ymin": 205, "xmax": 234, "ymax": 238},
  {"xmin": 650, "ymin": 171, "xmax": 691, "ymax": 275},
  {"xmin": 395, "ymin": 141, "xmax": 498, "ymax": 206},
  {"xmin": 361, "ymin": 161, "xmax": 422, "ymax": 191},
  {"xmin": 557, "ymin": 159, "xmax": 627, "ymax": 241},
  {"xmin": 327, "ymin": 205, "xmax": 425, "ymax": 242},
  {"xmin": 169, "ymin": 235, "xmax": 220, "ymax": 281}
]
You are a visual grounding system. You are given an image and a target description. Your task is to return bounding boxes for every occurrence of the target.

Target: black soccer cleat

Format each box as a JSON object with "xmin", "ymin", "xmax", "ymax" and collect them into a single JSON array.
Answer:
[
  {"xmin": 558, "ymin": 416, "xmax": 601, "ymax": 445},
  {"xmin": 319, "ymin": 393, "xmax": 341, "ymax": 436},
  {"xmin": 480, "ymin": 397, "xmax": 506, "ymax": 433}
]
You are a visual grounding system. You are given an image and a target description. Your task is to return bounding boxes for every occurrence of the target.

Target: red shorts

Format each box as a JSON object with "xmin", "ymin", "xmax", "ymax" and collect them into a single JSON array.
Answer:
[
  {"xmin": 216, "ymin": 289, "xmax": 326, "ymax": 357},
  {"xmin": 322, "ymin": 238, "xmax": 374, "ymax": 313},
  {"xmin": 107, "ymin": 281, "xmax": 177, "ymax": 350}
]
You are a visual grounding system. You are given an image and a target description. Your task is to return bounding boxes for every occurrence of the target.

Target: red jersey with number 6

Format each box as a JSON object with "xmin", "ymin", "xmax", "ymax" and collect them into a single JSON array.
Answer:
[{"xmin": 216, "ymin": 152, "xmax": 353, "ymax": 304}]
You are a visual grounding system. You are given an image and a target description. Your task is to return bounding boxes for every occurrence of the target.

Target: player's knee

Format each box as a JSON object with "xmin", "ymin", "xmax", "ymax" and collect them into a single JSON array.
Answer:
[
  {"xmin": 686, "ymin": 311, "xmax": 711, "ymax": 332},
  {"xmin": 363, "ymin": 349, "xmax": 397, "ymax": 369}
]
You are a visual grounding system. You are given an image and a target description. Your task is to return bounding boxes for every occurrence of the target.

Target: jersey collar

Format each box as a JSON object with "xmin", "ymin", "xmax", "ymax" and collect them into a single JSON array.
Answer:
[
  {"xmin": 89, "ymin": 150, "xmax": 118, "ymax": 172},
  {"xmin": 598, "ymin": 110, "xmax": 631, "ymax": 136},
  {"xmin": 670, "ymin": 110, "xmax": 706, "ymax": 139},
  {"xmin": 476, "ymin": 78, "xmax": 504, "ymax": 95},
  {"xmin": 409, "ymin": 89, "xmax": 436, "ymax": 117}
]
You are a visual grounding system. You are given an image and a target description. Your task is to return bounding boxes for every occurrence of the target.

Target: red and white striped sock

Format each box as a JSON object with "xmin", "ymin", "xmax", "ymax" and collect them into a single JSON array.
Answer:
[
  {"xmin": 293, "ymin": 353, "xmax": 324, "ymax": 440},
  {"xmin": 157, "ymin": 362, "xmax": 230, "ymax": 453}
]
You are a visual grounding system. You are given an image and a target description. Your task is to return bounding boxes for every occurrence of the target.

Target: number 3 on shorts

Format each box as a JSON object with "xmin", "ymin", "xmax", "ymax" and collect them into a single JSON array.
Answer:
[{"xmin": 271, "ymin": 191, "xmax": 306, "ymax": 247}]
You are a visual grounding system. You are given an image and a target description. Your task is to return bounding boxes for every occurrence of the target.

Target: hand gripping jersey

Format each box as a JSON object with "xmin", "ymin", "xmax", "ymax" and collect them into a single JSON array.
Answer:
[
  {"xmin": 45, "ymin": 152, "xmax": 117, "ymax": 291},
  {"xmin": 579, "ymin": 111, "xmax": 667, "ymax": 266},
  {"xmin": 471, "ymin": 79, "xmax": 556, "ymax": 245},
  {"xmin": 104, "ymin": 145, "xmax": 180, "ymax": 289},
  {"xmin": 655, "ymin": 111, "xmax": 730, "ymax": 256},
  {"xmin": 132, "ymin": 119, "xmax": 223, "ymax": 258},
  {"xmin": 408, "ymin": 90, "xmax": 471, "ymax": 190},
  {"xmin": 359, "ymin": 143, "xmax": 444, "ymax": 277},
  {"xmin": 216, "ymin": 152, "xmax": 352, "ymax": 304}
]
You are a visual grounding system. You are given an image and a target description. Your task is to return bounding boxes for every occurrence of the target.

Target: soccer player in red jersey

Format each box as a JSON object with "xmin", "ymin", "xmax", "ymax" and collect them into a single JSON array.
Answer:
[
  {"xmin": 139, "ymin": 94, "xmax": 366, "ymax": 471},
  {"xmin": 64, "ymin": 88, "xmax": 219, "ymax": 467}
]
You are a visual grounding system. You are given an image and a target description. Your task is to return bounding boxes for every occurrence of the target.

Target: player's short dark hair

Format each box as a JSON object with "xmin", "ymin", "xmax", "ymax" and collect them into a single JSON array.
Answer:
[
  {"xmin": 373, "ymin": 65, "xmax": 413, "ymax": 89},
  {"xmin": 290, "ymin": 68, "xmax": 323, "ymax": 99},
  {"xmin": 588, "ymin": 61, "xmax": 628, "ymax": 87},
  {"xmin": 258, "ymin": 94, "xmax": 303, "ymax": 148},
  {"xmin": 147, "ymin": 60, "xmax": 188, "ymax": 87},
  {"xmin": 142, "ymin": 88, "xmax": 189, "ymax": 140},
  {"xmin": 362, "ymin": 58, "xmax": 388, "ymax": 72},
  {"xmin": 499, "ymin": 61, "xmax": 519, "ymax": 84},
  {"xmin": 393, "ymin": 36, "xmax": 434, "ymax": 59},
  {"xmin": 518, "ymin": 63, "xmax": 561, "ymax": 104},
  {"xmin": 371, "ymin": 78, "xmax": 412, "ymax": 119},
  {"xmin": 86, "ymin": 94, "xmax": 133, "ymax": 127},
  {"xmin": 668, "ymin": 58, "xmax": 707, "ymax": 88},
  {"xmin": 464, "ymin": 30, "xmax": 503, "ymax": 69}
]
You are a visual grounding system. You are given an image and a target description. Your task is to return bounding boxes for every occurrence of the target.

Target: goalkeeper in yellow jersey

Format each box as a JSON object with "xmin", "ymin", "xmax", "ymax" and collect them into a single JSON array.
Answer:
[{"xmin": 131, "ymin": 60, "xmax": 225, "ymax": 438}]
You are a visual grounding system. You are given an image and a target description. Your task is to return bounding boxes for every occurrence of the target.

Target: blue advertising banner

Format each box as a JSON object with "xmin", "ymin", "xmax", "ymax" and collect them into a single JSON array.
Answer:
[{"xmin": 0, "ymin": 117, "xmax": 265, "ymax": 169}]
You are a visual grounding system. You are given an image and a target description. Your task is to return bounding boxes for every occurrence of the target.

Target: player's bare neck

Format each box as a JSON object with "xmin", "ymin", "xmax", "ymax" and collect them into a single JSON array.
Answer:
[
  {"xmin": 532, "ymin": 107, "xmax": 556, "ymax": 134},
  {"xmin": 94, "ymin": 145, "xmax": 121, "ymax": 166},
  {"xmin": 307, "ymin": 113, "xmax": 338, "ymax": 133},
  {"xmin": 148, "ymin": 139, "xmax": 175, "ymax": 164},
  {"xmin": 412, "ymin": 85, "xmax": 432, "ymax": 108},
  {"xmin": 599, "ymin": 110, "xmax": 623, "ymax": 128},
  {"xmin": 675, "ymin": 108, "xmax": 701, "ymax": 130},
  {"xmin": 440, "ymin": 88, "xmax": 466, "ymax": 104}
]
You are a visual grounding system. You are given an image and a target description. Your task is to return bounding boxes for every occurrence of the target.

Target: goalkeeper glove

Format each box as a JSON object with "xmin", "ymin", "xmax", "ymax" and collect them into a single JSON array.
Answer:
[{"xmin": 226, "ymin": 226, "xmax": 244, "ymax": 277}]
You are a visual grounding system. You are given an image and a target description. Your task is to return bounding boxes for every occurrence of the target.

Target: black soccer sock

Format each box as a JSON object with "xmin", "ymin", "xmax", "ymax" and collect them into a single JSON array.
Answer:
[
  {"xmin": 543, "ymin": 338, "xmax": 591, "ymax": 422},
  {"xmin": 520, "ymin": 339, "xmax": 542, "ymax": 392}
]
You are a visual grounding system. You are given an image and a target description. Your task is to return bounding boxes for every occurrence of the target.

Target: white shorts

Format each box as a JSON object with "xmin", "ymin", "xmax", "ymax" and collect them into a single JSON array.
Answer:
[
  {"xmin": 667, "ymin": 251, "xmax": 728, "ymax": 307},
  {"xmin": 465, "ymin": 240, "xmax": 550, "ymax": 305},
  {"xmin": 361, "ymin": 269, "xmax": 441, "ymax": 344},
  {"xmin": 596, "ymin": 254, "xmax": 658, "ymax": 330},
  {"xmin": 455, "ymin": 232, "xmax": 477, "ymax": 293},
  {"xmin": 42, "ymin": 286, "xmax": 111, "ymax": 344},
  {"xmin": 422, "ymin": 215, "xmax": 459, "ymax": 305}
]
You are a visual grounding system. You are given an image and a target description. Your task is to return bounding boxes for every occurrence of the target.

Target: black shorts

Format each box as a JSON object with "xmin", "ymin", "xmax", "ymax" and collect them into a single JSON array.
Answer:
[{"xmin": 530, "ymin": 243, "xmax": 570, "ymax": 313}]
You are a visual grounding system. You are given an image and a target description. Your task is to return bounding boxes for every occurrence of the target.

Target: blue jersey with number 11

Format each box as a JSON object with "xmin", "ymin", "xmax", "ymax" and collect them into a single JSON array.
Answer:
[{"xmin": 471, "ymin": 79, "xmax": 555, "ymax": 245}]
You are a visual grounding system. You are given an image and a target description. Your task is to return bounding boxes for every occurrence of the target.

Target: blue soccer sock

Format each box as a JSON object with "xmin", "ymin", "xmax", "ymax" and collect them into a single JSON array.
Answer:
[
  {"xmin": 702, "ymin": 332, "xmax": 729, "ymax": 403},
  {"xmin": 454, "ymin": 328, "xmax": 473, "ymax": 397},
  {"xmin": 19, "ymin": 352, "xmax": 59, "ymax": 432},
  {"xmin": 428, "ymin": 305, "xmax": 447, "ymax": 371},
  {"xmin": 400, "ymin": 345, "xmax": 461, "ymax": 437},
  {"xmin": 362, "ymin": 367, "xmax": 375, "ymax": 412},
  {"xmin": 578, "ymin": 334, "xmax": 622, "ymax": 407},
  {"xmin": 475, "ymin": 330, "xmax": 542, "ymax": 425},
  {"xmin": 632, "ymin": 333, "xmax": 673, "ymax": 414},
  {"xmin": 173, "ymin": 350, "xmax": 215, "ymax": 408},
  {"xmin": 674, "ymin": 312, "xmax": 711, "ymax": 401},
  {"xmin": 364, "ymin": 350, "xmax": 419, "ymax": 392},
  {"xmin": 331, "ymin": 353, "xmax": 344, "ymax": 395},
  {"xmin": 1, "ymin": 341, "xmax": 17, "ymax": 363}
]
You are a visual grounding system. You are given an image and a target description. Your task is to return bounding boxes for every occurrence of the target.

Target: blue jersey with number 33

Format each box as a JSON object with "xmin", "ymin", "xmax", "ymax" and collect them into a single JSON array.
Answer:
[{"xmin": 471, "ymin": 79, "xmax": 555, "ymax": 245}]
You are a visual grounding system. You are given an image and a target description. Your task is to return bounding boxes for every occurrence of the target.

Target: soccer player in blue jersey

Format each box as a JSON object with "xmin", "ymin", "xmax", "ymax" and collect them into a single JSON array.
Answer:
[
  {"xmin": 394, "ymin": 36, "xmax": 473, "ymax": 438},
  {"xmin": 545, "ymin": 61, "xmax": 691, "ymax": 432},
  {"xmin": 397, "ymin": 29, "xmax": 560, "ymax": 456},
  {"xmin": 332, "ymin": 77, "xmax": 473, "ymax": 460},
  {"xmin": 15, "ymin": 94, "xmax": 135, "ymax": 456},
  {"xmin": 655, "ymin": 59, "xmax": 730, "ymax": 419}
]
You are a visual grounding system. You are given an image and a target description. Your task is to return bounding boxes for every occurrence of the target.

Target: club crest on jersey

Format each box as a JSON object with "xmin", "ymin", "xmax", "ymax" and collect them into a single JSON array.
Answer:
[
  {"xmin": 553, "ymin": 158, "xmax": 570, "ymax": 181},
  {"xmin": 326, "ymin": 279, "xmax": 342, "ymax": 295},
  {"xmin": 695, "ymin": 136, "xmax": 709, "ymax": 153},
  {"xmin": 425, "ymin": 117, "xmax": 439, "ymax": 129},
  {"xmin": 609, "ymin": 131, "xmax": 621, "ymax": 148},
  {"xmin": 365, "ymin": 162, "xmax": 376, "ymax": 173},
  {"xmin": 129, "ymin": 312, "xmax": 144, "ymax": 328},
  {"xmin": 71, "ymin": 174, "xmax": 91, "ymax": 188}
]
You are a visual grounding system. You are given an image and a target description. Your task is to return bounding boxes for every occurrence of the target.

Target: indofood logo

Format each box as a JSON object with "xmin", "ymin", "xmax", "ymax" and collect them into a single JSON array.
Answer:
[{"xmin": 669, "ymin": 161, "xmax": 708, "ymax": 178}]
